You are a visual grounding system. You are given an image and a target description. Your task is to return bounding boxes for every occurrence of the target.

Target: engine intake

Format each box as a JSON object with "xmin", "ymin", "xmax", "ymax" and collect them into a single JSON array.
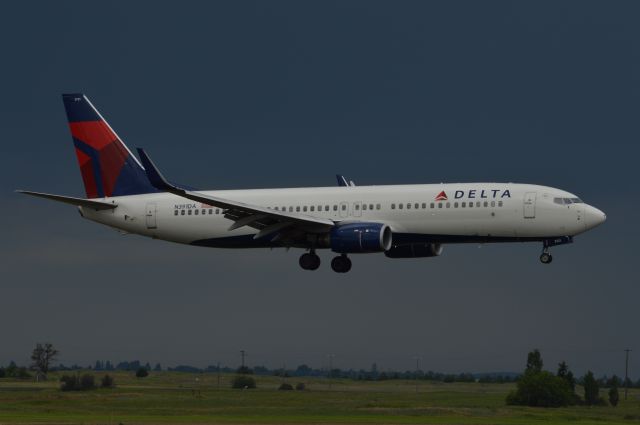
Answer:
[
  {"xmin": 330, "ymin": 223, "xmax": 392, "ymax": 253},
  {"xmin": 384, "ymin": 243, "xmax": 443, "ymax": 258}
]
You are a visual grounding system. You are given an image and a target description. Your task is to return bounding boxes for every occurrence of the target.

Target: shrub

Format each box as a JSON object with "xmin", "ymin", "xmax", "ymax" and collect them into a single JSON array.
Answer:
[
  {"xmin": 60, "ymin": 374, "xmax": 96, "ymax": 391},
  {"xmin": 583, "ymin": 371, "xmax": 599, "ymax": 406},
  {"xmin": 80, "ymin": 374, "xmax": 95, "ymax": 390},
  {"xmin": 609, "ymin": 386, "xmax": 619, "ymax": 407},
  {"xmin": 295, "ymin": 382, "xmax": 306, "ymax": 391},
  {"xmin": 101, "ymin": 374, "xmax": 115, "ymax": 388},
  {"xmin": 136, "ymin": 367, "xmax": 149, "ymax": 378},
  {"xmin": 506, "ymin": 371, "xmax": 572, "ymax": 407},
  {"xmin": 232, "ymin": 375, "xmax": 256, "ymax": 389},
  {"xmin": 278, "ymin": 383, "xmax": 294, "ymax": 391},
  {"xmin": 0, "ymin": 368, "xmax": 5, "ymax": 378}
]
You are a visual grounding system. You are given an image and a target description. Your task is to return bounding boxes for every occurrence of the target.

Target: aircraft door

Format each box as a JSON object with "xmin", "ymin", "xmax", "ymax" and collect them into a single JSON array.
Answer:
[
  {"xmin": 353, "ymin": 201, "xmax": 362, "ymax": 217},
  {"xmin": 523, "ymin": 192, "xmax": 536, "ymax": 219},
  {"xmin": 339, "ymin": 202, "xmax": 349, "ymax": 218},
  {"xmin": 145, "ymin": 203, "xmax": 157, "ymax": 229}
]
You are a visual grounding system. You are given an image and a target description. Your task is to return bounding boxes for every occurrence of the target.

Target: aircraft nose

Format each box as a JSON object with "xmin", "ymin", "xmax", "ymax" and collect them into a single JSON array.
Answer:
[{"xmin": 585, "ymin": 205, "xmax": 606, "ymax": 229}]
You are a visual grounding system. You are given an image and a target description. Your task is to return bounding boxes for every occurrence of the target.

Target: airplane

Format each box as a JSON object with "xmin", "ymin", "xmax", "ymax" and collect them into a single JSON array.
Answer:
[{"xmin": 17, "ymin": 94, "xmax": 606, "ymax": 273}]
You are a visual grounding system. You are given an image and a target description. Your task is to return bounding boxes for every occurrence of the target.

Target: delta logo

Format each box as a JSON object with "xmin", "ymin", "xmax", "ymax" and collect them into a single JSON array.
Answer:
[
  {"xmin": 435, "ymin": 189, "xmax": 512, "ymax": 201},
  {"xmin": 435, "ymin": 191, "xmax": 448, "ymax": 201}
]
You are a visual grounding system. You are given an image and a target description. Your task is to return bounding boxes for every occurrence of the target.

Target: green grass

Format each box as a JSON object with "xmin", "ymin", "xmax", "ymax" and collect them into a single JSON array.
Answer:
[{"xmin": 1, "ymin": 371, "xmax": 639, "ymax": 424}]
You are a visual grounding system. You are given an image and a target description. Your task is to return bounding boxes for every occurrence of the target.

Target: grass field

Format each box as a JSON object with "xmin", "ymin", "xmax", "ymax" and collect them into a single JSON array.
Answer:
[{"xmin": 1, "ymin": 371, "xmax": 639, "ymax": 424}]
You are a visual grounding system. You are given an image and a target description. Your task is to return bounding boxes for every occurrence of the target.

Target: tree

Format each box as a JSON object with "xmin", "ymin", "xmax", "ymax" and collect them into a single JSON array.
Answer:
[
  {"xmin": 583, "ymin": 371, "xmax": 600, "ymax": 406},
  {"xmin": 526, "ymin": 349, "xmax": 543, "ymax": 374},
  {"xmin": 608, "ymin": 376, "xmax": 619, "ymax": 407},
  {"xmin": 557, "ymin": 361, "xmax": 577, "ymax": 395},
  {"xmin": 232, "ymin": 375, "xmax": 256, "ymax": 389},
  {"xmin": 30, "ymin": 343, "xmax": 58, "ymax": 377},
  {"xmin": 154, "ymin": 363, "xmax": 162, "ymax": 372}
]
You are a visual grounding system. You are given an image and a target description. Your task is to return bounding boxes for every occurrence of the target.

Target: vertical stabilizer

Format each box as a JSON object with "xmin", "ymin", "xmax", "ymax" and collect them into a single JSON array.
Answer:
[{"xmin": 62, "ymin": 94, "xmax": 158, "ymax": 198}]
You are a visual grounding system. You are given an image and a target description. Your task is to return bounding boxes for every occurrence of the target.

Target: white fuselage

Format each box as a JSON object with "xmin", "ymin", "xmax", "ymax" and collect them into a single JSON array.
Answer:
[{"xmin": 80, "ymin": 183, "xmax": 605, "ymax": 248}]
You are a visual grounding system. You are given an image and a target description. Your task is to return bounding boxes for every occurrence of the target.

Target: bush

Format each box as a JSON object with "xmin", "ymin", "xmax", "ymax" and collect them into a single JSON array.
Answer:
[
  {"xmin": 506, "ymin": 371, "xmax": 572, "ymax": 407},
  {"xmin": 136, "ymin": 367, "xmax": 149, "ymax": 378},
  {"xmin": 0, "ymin": 368, "xmax": 5, "ymax": 378},
  {"xmin": 278, "ymin": 383, "xmax": 294, "ymax": 391},
  {"xmin": 232, "ymin": 375, "xmax": 256, "ymax": 389},
  {"xmin": 101, "ymin": 374, "xmax": 115, "ymax": 388},
  {"xmin": 295, "ymin": 382, "xmax": 306, "ymax": 391},
  {"xmin": 60, "ymin": 374, "xmax": 96, "ymax": 391}
]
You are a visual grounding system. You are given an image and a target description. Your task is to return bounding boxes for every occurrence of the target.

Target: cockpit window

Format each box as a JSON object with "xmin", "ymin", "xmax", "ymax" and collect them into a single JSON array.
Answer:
[{"xmin": 554, "ymin": 197, "xmax": 583, "ymax": 205}]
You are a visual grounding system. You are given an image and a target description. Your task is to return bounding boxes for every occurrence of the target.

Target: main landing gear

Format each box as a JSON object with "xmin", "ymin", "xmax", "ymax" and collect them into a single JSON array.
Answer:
[
  {"xmin": 299, "ymin": 251, "xmax": 321, "ymax": 270},
  {"xmin": 331, "ymin": 254, "xmax": 352, "ymax": 274},
  {"xmin": 539, "ymin": 236, "xmax": 573, "ymax": 265},
  {"xmin": 298, "ymin": 251, "xmax": 352, "ymax": 273}
]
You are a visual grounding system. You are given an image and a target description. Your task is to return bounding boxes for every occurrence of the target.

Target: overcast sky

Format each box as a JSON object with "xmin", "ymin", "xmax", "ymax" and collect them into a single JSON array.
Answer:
[{"xmin": 1, "ymin": 1, "xmax": 638, "ymax": 377}]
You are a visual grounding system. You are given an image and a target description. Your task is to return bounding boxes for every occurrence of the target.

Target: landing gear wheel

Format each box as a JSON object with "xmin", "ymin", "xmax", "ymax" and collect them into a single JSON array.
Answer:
[
  {"xmin": 539, "ymin": 253, "xmax": 553, "ymax": 264},
  {"xmin": 331, "ymin": 255, "xmax": 352, "ymax": 273},
  {"xmin": 299, "ymin": 253, "xmax": 320, "ymax": 270}
]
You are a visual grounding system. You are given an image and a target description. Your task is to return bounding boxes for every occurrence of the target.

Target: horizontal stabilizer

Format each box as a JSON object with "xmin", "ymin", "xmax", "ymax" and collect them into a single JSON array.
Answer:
[{"xmin": 16, "ymin": 190, "xmax": 117, "ymax": 210}]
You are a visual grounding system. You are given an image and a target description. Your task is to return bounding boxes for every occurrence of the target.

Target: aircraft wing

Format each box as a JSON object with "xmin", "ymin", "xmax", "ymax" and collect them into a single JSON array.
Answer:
[
  {"xmin": 16, "ymin": 190, "xmax": 118, "ymax": 210},
  {"xmin": 137, "ymin": 149, "xmax": 335, "ymax": 239}
]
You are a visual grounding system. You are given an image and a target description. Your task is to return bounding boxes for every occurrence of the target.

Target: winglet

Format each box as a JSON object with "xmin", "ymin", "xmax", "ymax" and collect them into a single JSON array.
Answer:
[
  {"xmin": 336, "ymin": 174, "xmax": 349, "ymax": 187},
  {"xmin": 136, "ymin": 148, "xmax": 175, "ymax": 192}
]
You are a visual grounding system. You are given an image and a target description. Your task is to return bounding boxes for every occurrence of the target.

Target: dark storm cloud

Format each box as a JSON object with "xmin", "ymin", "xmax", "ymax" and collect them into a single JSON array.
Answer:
[{"xmin": 1, "ymin": 1, "xmax": 638, "ymax": 377}]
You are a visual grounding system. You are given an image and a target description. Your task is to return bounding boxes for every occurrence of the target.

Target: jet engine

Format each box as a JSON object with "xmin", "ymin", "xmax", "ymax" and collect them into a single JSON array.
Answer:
[
  {"xmin": 327, "ymin": 223, "xmax": 392, "ymax": 253},
  {"xmin": 384, "ymin": 243, "xmax": 443, "ymax": 258}
]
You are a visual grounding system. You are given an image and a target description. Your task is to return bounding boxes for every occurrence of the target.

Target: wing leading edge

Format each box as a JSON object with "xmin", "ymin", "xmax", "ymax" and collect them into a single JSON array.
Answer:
[{"xmin": 136, "ymin": 149, "xmax": 335, "ymax": 239}]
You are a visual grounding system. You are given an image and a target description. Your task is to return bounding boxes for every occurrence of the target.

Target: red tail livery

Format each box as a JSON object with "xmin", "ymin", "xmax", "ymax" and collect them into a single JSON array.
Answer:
[{"xmin": 62, "ymin": 94, "xmax": 157, "ymax": 198}]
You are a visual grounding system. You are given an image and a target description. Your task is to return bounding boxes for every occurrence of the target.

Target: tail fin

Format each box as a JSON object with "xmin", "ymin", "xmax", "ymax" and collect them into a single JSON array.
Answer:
[{"xmin": 62, "ymin": 94, "xmax": 158, "ymax": 198}]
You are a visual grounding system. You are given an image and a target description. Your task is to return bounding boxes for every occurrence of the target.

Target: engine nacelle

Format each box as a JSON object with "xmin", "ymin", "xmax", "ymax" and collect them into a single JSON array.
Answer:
[
  {"xmin": 329, "ymin": 223, "xmax": 392, "ymax": 253},
  {"xmin": 384, "ymin": 243, "xmax": 443, "ymax": 258}
]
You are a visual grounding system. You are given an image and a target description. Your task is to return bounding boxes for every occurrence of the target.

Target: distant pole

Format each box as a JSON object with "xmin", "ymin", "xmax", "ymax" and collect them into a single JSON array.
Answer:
[
  {"xmin": 625, "ymin": 349, "xmax": 631, "ymax": 400},
  {"xmin": 217, "ymin": 362, "xmax": 220, "ymax": 390},
  {"xmin": 413, "ymin": 357, "xmax": 421, "ymax": 394},
  {"xmin": 327, "ymin": 354, "xmax": 335, "ymax": 390},
  {"xmin": 240, "ymin": 350, "xmax": 246, "ymax": 370}
]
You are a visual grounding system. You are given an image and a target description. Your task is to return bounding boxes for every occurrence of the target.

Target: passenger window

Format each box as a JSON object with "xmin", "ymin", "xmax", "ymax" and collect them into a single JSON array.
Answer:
[
  {"xmin": 491, "ymin": 201, "xmax": 495, "ymax": 207},
  {"xmin": 194, "ymin": 209, "xmax": 199, "ymax": 215},
  {"xmin": 407, "ymin": 203, "xmax": 411, "ymax": 209},
  {"xmin": 188, "ymin": 210, "xmax": 192, "ymax": 215},
  {"xmin": 454, "ymin": 202, "xmax": 458, "ymax": 208},
  {"xmin": 341, "ymin": 204, "xmax": 346, "ymax": 211},
  {"xmin": 362, "ymin": 204, "xmax": 367, "ymax": 210},
  {"xmin": 202, "ymin": 209, "xmax": 206, "ymax": 215},
  {"xmin": 391, "ymin": 204, "xmax": 396, "ymax": 209},
  {"xmin": 462, "ymin": 202, "xmax": 466, "ymax": 208},
  {"xmin": 484, "ymin": 201, "xmax": 488, "ymax": 207},
  {"xmin": 370, "ymin": 204, "xmax": 374, "ymax": 210},
  {"xmin": 469, "ymin": 202, "xmax": 473, "ymax": 208},
  {"xmin": 303, "ymin": 206, "xmax": 307, "ymax": 212},
  {"xmin": 438, "ymin": 203, "xmax": 443, "ymax": 209},
  {"xmin": 333, "ymin": 205, "xmax": 338, "ymax": 211},
  {"xmin": 181, "ymin": 210, "xmax": 185, "ymax": 215},
  {"xmin": 209, "ymin": 209, "xmax": 213, "ymax": 214},
  {"xmin": 376, "ymin": 204, "xmax": 381, "ymax": 210},
  {"xmin": 325, "ymin": 205, "xmax": 330, "ymax": 211},
  {"xmin": 317, "ymin": 205, "xmax": 322, "ymax": 211},
  {"xmin": 174, "ymin": 210, "xmax": 178, "ymax": 216},
  {"xmin": 430, "ymin": 203, "xmax": 434, "ymax": 208},
  {"xmin": 498, "ymin": 201, "xmax": 503, "ymax": 207},
  {"xmin": 421, "ymin": 203, "xmax": 426, "ymax": 209},
  {"xmin": 310, "ymin": 206, "xmax": 314, "ymax": 212},
  {"xmin": 355, "ymin": 204, "xmax": 360, "ymax": 210},
  {"xmin": 476, "ymin": 202, "xmax": 481, "ymax": 207},
  {"xmin": 296, "ymin": 206, "xmax": 301, "ymax": 212},
  {"xmin": 415, "ymin": 203, "xmax": 419, "ymax": 209},
  {"xmin": 446, "ymin": 202, "xmax": 450, "ymax": 208},
  {"xmin": 289, "ymin": 206, "xmax": 293, "ymax": 212},
  {"xmin": 399, "ymin": 204, "xmax": 403, "ymax": 209},
  {"xmin": 216, "ymin": 209, "xmax": 220, "ymax": 214}
]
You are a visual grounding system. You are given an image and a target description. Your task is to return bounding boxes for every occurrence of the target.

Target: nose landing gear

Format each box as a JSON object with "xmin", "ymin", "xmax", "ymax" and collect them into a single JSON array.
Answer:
[{"xmin": 539, "ymin": 236, "xmax": 573, "ymax": 264}]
